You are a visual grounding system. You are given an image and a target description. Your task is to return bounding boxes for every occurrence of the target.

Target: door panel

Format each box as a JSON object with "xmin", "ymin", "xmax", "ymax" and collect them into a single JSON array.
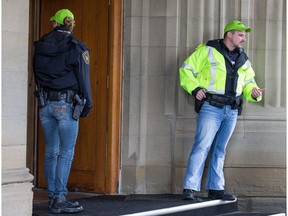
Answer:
[{"xmin": 37, "ymin": 0, "xmax": 108, "ymax": 193}]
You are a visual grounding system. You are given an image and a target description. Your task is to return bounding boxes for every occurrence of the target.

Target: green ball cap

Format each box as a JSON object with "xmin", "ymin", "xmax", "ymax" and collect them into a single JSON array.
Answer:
[
  {"xmin": 50, "ymin": 9, "xmax": 74, "ymax": 25},
  {"xmin": 224, "ymin": 20, "xmax": 252, "ymax": 33}
]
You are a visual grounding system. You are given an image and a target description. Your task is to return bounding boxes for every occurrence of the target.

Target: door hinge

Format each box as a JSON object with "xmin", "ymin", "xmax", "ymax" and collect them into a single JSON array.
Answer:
[{"xmin": 108, "ymin": 0, "xmax": 111, "ymax": 6}]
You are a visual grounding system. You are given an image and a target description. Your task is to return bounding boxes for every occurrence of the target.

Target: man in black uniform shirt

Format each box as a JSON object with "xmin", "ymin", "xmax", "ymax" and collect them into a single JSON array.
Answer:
[{"xmin": 33, "ymin": 9, "xmax": 92, "ymax": 214}]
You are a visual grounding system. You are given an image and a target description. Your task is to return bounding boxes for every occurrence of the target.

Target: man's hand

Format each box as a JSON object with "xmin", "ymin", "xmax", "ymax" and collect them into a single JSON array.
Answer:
[
  {"xmin": 252, "ymin": 88, "xmax": 265, "ymax": 99},
  {"xmin": 196, "ymin": 89, "xmax": 207, "ymax": 100}
]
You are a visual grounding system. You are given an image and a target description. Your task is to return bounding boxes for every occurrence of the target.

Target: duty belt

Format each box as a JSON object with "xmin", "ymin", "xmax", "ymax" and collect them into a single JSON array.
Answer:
[
  {"xmin": 205, "ymin": 93, "xmax": 243, "ymax": 109},
  {"xmin": 46, "ymin": 90, "xmax": 75, "ymax": 103}
]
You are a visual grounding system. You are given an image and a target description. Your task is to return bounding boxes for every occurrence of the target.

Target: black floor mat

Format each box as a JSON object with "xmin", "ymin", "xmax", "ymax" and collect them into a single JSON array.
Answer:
[{"xmin": 33, "ymin": 194, "xmax": 236, "ymax": 216}]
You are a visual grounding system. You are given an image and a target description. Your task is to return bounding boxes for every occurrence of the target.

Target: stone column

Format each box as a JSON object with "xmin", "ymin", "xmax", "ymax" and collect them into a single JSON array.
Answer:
[{"xmin": 2, "ymin": 0, "xmax": 34, "ymax": 215}]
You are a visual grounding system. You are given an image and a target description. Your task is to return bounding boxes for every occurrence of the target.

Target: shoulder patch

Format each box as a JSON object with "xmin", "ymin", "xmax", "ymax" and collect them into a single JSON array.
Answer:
[{"xmin": 82, "ymin": 50, "xmax": 90, "ymax": 65}]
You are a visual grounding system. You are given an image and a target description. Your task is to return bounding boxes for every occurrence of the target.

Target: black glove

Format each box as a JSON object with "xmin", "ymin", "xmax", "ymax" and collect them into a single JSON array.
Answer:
[{"xmin": 192, "ymin": 87, "xmax": 203, "ymax": 97}]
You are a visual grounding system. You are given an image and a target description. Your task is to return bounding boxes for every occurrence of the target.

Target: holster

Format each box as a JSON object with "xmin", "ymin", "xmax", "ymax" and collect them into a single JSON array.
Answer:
[
  {"xmin": 34, "ymin": 89, "xmax": 47, "ymax": 108},
  {"xmin": 194, "ymin": 98, "xmax": 205, "ymax": 113},
  {"xmin": 233, "ymin": 97, "xmax": 243, "ymax": 115},
  {"xmin": 72, "ymin": 94, "xmax": 86, "ymax": 120}
]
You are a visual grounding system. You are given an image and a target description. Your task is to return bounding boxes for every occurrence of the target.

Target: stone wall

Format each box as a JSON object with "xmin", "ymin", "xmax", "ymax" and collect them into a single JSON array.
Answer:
[
  {"xmin": 2, "ymin": 0, "xmax": 34, "ymax": 215},
  {"xmin": 121, "ymin": 0, "xmax": 286, "ymax": 196}
]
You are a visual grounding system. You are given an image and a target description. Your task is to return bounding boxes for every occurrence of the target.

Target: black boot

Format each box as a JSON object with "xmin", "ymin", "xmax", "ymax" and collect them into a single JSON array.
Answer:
[
  {"xmin": 49, "ymin": 196, "xmax": 80, "ymax": 209},
  {"xmin": 208, "ymin": 190, "xmax": 236, "ymax": 201},
  {"xmin": 50, "ymin": 196, "xmax": 83, "ymax": 214},
  {"xmin": 183, "ymin": 189, "xmax": 195, "ymax": 200}
]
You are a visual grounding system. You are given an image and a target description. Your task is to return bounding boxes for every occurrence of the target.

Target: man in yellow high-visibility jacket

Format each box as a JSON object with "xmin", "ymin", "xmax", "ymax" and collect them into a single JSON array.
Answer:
[{"xmin": 180, "ymin": 20, "xmax": 264, "ymax": 201}]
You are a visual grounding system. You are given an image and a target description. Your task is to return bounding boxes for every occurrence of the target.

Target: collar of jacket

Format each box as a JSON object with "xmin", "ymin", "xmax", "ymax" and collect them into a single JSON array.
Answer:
[{"xmin": 206, "ymin": 39, "xmax": 248, "ymax": 69}]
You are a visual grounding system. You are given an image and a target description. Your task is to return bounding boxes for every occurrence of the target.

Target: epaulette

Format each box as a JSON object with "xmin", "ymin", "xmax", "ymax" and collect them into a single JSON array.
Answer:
[{"xmin": 71, "ymin": 38, "xmax": 89, "ymax": 51}]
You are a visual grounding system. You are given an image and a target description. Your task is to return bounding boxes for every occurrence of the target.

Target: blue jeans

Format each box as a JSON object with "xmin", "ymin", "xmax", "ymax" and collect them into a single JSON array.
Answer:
[
  {"xmin": 39, "ymin": 100, "xmax": 79, "ymax": 197},
  {"xmin": 183, "ymin": 102, "xmax": 238, "ymax": 191}
]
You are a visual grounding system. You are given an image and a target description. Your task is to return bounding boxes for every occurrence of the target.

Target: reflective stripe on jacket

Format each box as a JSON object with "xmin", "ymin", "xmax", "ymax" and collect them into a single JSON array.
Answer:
[{"xmin": 179, "ymin": 40, "xmax": 261, "ymax": 102}]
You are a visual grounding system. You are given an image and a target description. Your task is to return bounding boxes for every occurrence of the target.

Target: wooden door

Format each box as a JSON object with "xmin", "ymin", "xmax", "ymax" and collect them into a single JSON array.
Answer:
[{"xmin": 37, "ymin": 0, "xmax": 111, "ymax": 193}]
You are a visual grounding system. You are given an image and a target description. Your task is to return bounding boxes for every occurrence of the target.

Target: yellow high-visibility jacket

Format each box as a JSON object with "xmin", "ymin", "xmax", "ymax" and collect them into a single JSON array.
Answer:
[{"xmin": 179, "ymin": 39, "xmax": 261, "ymax": 102}]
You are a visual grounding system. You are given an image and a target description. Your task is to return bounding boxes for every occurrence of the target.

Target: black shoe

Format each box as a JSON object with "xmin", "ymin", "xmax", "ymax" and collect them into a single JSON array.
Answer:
[
  {"xmin": 48, "ymin": 196, "xmax": 80, "ymax": 209},
  {"xmin": 183, "ymin": 189, "xmax": 195, "ymax": 200},
  {"xmin": 48, "ymin": 197, "xmax": 54, "ymax": 209},
  {"xmin": 50, "ymin": 196, "xmax": 83, "ymax": 214},
  {"xmin": 208, "ymin": 190, "xmax": 236, "ymax": 201}
]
